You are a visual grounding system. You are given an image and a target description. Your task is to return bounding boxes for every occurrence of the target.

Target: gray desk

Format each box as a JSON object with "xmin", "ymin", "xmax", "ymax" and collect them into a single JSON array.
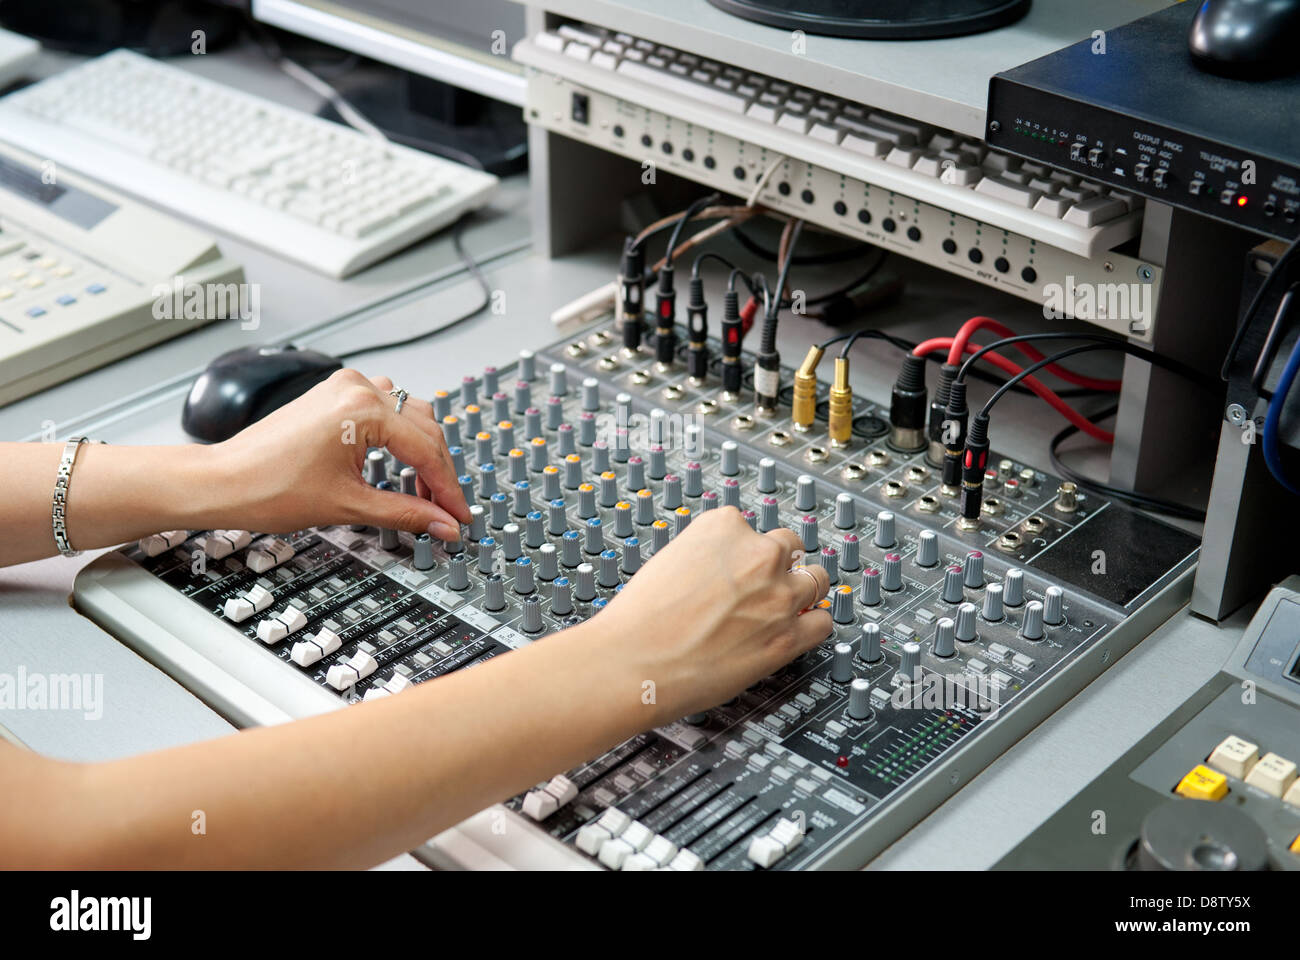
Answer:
[{"xmin": 0, "ymin": 34, "xmax": 1246, "ymax": 871}]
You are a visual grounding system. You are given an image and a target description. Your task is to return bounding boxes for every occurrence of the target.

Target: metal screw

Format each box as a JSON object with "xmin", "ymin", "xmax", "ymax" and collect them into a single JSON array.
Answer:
[
  {"xmin": 1137, "ymin": 264, "xmax": 1154, "ymax": 281},
  {"xmin": 989, "ymin": 120, "xmax": 1001, "ymax": 133},
  {"xmin": 1103, "ymin": 260, "xmax": 1114, "ymax": 272},
  {"xmin": 1226, "ymin": 403, "xmax": 1248, "ymax": 425}
]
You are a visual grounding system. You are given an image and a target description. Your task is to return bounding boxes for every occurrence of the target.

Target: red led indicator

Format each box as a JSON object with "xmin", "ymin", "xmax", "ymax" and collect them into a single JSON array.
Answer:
[
  {"xmin": 1237, "ymin": 195, "xmax": 1248, "ymax": 208},
  {"xmin": 836, "ymin": 755, "xmax": 849, "ymax": 768}
]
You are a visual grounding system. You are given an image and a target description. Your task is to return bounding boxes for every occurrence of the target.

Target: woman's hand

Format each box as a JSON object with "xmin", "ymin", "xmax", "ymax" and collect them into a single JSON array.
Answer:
[
  {"xmin": 209, "ymin": 369, "xmax": 471, "ymax": 539},
  {"xmin": 593, "ymin": 506, "xmax": 832, "ymax": 723}
]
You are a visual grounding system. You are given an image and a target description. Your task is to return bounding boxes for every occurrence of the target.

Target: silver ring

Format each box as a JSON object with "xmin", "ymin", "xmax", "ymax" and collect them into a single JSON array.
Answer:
[
  {"xmin": 389, "ymin": 388, "xmax": 409, "ymax": 414},
  {"xmin": 791, "ymin": 565, "xmax": 823, "ymax": 609}
]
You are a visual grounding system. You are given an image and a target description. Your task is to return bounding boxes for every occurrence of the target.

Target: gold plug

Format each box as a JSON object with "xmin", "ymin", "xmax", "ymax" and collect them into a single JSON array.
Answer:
[
  {"xmin": 792, "ymin": 345, "xmax": 823, "ymax": 431},
  {"xmin": 828, "ymin": 356, "xmax": 853, "ymax": 447}
]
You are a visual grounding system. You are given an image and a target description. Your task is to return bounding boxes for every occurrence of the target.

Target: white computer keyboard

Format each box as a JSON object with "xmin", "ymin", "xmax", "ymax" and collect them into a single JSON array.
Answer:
[
  {"xmin": 0, "ymin": 50, "xmax": 500, "ymax": 278},
  {"xmin": 514, "ymin": 23, "xmax": 1142, "ymax": 259}
]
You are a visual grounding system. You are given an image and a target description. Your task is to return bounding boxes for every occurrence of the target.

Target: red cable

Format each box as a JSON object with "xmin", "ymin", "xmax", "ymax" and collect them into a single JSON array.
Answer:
[
  {"xmin": 947, "ymin": 316, "xmax": 1121, "ymax": 392},
  {"xmin": 914, "ymin": 338, "xmax": 1114, "ymax": 443}
]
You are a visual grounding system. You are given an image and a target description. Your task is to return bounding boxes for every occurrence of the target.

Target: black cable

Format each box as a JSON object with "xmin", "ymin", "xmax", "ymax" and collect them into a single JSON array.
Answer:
[
  {"xmin": 1250, "ymin": 281, "xmax": 1300, "ymax": 399},
  {"xmin": 732, "ymin": 220, "xmax": 866, "ymax": 265},
  {"xmin": 664, "ymin": 193, "xmax": 721, "ymax": 264},
  {"xmin": 768, "ymin": 219, "xmax": 804, "ymax": 320},
  {"xmin": 787, "ymin": 248, "xmax": 889, "ymax": 310},
  {"xmin": 1049, "ymin": 405, "xmax": 1207, "ymax": 522},
  {"xmin": 1222, "ymin": 236, "xmax": 1300, "ymax": 381},
  {"xmin": 333, "ymin": 215, "xmax": 490, "ymax": 361}
]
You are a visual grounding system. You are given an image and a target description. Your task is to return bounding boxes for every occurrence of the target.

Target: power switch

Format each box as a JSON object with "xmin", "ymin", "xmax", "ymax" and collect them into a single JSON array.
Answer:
[{"xmin": 571, "ymin": 91, "xmax": 590, "ymax": 125}]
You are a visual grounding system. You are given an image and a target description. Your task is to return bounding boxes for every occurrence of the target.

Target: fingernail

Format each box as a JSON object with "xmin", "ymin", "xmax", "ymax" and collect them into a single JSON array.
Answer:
[{"xmin": 428, "ymin": 521, "xmax": 458, "ymax": 541}]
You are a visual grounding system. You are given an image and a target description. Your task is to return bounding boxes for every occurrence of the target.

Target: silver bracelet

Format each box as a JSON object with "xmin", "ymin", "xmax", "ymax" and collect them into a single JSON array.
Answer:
[{"xmin": 52, "ymin": 436, "xmax": 94, "ymax": 557}]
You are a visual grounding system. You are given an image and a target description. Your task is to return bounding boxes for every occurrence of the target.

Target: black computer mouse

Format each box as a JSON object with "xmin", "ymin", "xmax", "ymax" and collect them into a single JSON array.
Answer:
[
  {"xmin": 182, "ymin": 344, "xmax": 342, "ymax": 443},
  {"xmin": 1189, "ymin": 0, "xmax": 1300, "ymax": 77}
]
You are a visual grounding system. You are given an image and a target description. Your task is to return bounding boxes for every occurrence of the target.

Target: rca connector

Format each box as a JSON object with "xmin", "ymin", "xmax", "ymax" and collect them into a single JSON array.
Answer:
[
  {"xmin": 828, "ymin": 357, "xmax": 853, "ymax": 446},
  {"xmin": 791, "ymin": 345, "xmax": 823, "ymax": 431}
]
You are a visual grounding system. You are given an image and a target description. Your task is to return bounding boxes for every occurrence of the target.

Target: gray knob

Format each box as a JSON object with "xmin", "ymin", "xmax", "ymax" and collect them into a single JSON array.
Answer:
[
  {"xmin": 413, "ymin": 533, "xmax": 435, "ymax": 570},
  {"xmin": 575, "ymin": 563, "xmax": 596, "ymax": 602},
  {"xmin": 1021, "ymin": 600, "xmax": 1045, "ymax": 640},
  {"xmin": 518, "ymin": 349, "xmax": 536, "ymax": 382},
  {"xmin": 433, "ymin": 391, "xmax": 451, "ymax": 420},
  {"xmin": 478, "ymin": 462, "xmax": 497, "ymax": 499},
  {"xmin": 721, "ymin": 478, "xmax": 741, "ymax": 509},
  {"xmin": 578, "ymin": 413, "xmax": 596, "ymax": 447},
  {"xmin": 613, "ymin": 501, "xmax": 633, "ymax": 538},
  {"xmin": 447, "ymin": 439, "xmax": 464, "ymax": 472},
  {"xmin": 561, "ymin": 454, "xmax": 581, "ymax": 490},
  {"xmin": 476, "ymin": 432, "xmax": 493, "ymax": 465},
  {"xmin": 831, "ymin": 585, "xmax": 854, "ymax": 624},
  {"xmin": 501, "ymin": 523, "xmax": 522, "ymax": 560},
  {"xmin": 942, "ymin": 565, "xmax": 964, "ymax": 604},
  {"xmin": 460, "ymin": 374, "xmax": 479, "ymax": 406},
  {"xmin": 591, "ymin": 442, "xmax": 610, "ymax": 475},
  {"xmin": 648, "ymin": 445, "xmax": 666, "ymax": 480},
  {"xmin": 799, "ymin": 514, "xmax": 819, "ymax": 552},
  {"xmin": 467, "ymin": 504, "xmax": 486, "ymax": 541},
  {"xmin": 497, "ymin": 419, "xmax": 516, "ymax": 455},
  {"xmin": 881, "ymin": 553, "xmax": 902, "ymax": 591},
  {"xmin": 859, "ymin": 622, "xmax": 882, "ymax": 662},
  {"xmin": 520, "ymin": 595, "xmax": 543, "ymax": 633},
  {"xmin": 599, "ymin": 549, "xmax": 620, "ymax": 588},
  {"xmin": 899, "ymin": 642, "xmax": 921, "ymax": 683},
  {"xmin": 513, "ymin": 382, "xmax": 531, "ymax": 417},
  {"xmin": 741, "ymin": 509, "xmax": 757, "ymax": 530},
  {"xmin": 612, "ymin": 428, "xmax": 630, "ymax": 463},
  {"xmin": 458, "ymin": 474, "xmax": 474, "ymax": 507},
  {"xmin": 561, "ymin": 530, "xmax": 581, "ymax": 568},
  {"xmin": 635, "ymin": 489, "xmax": 655, "ymax": 525},
  {"xmin": 447, "ymin": 553, "xmax": 469, "ymax": 591},
  {"xmin": 514, "ymin": 557, "xmax": 535, "ymax": 595},
  {"xmin": 615, "ymin": 392, "xmax": 632, "ymax": 427},
  {"xmin": 483, "ymin": 366, "xmax": 500, "ymax": 397},
  {"xmin": 577, "ymin": 483, "xmax": 597, "ymax": 519},
  {"xmin": 622, "ymin": 537, "xmax": 641, "ymax": 574},
  {"xmin": 759, "ymin": 497, "xmax": 779, "ymax": 532},
  {"xmin": 524, "ymin": 408, "xmax": 542, "ymax": 443},
  {"xmin": 795, "ymin": 474, "xmax": 817, "ymax": 511},
  {"xmin": 582, "ymin": 376, "xmax": 600, "ymax": 411},
  {"xmin": 672, "ymin": 507, "xmax": 691, "ymax": 537},
  {"xmin": 477, "ymin": 537, "xmax": 497, "ymax": 575},
  {"xmin": 584, "ymin": 517, "xmax": 605, "ymax": 555},
  {"xmin": 483, "ymin": 574, "xmax": 506, "ymax": 612},
  {"xmin": 874, "ymin": 511, "xmax": 896, "ymax": 548},
  {"xmin": 757, "ymin": 457, "xmax": 777, "ymax": 493},
  {"xmin": 512, "ymin": 481, "xmax": 532, "ymax": 517},
  {"xmin": 378, "ymin": 525, "xmax": 399, "ymax": 552},
  {"xmin": 626, "ymin": 456, "xmax": 646, "ymax": 492},
  {"xmin": 542, "ymin": 466, "xmax": 561, "ymax": 501},
  {"xmin": 834, "ymin": 493, "xmax": 856, "ymax": 529},
  {"xmin": 537, "ymin": 543, "xmax": 558, "ymax": 581},
  {"xmin": 464, "ymin": 404, "xmax": 482, "ymax": 436},
  {"xmin": 848, "ymin": 677, "xmax": 873, "ymax": 720},
  {"xmin": 964, "ymin": 550, "xmax": 985, "ymax": 588},
  {"xmin": 684, "ymin": 461, "xmax": 703, "ymax": 497},
  {"xmin": 549, "ymin": 362, "xmax": 568, "ymax": 397},
  {"xmin": 1004, "ymin": 568, "xmax": 1025, "ymax": 606},
  {"xmin": 557, "ymin": 423, "xmax": 576, "ymax": 458},
  {"xmin": 551, "ymin": 577, "xmax": 573, "ymax": 616},
  {"xmin": 955, "ymin": 602, "xmax": 978, "ymax": 642},
  {"xmin": 982, "ymin": 583, "xmax": 1004, "ymax": 621},
  {"xmin": 547, "ymin": 499, "xmax": 567, "ymax": 536},
  {"xmin": 1044, "ymin": 585, "xmax": 1065, "ymax": 625},
  {"xmin": 489, "ymin": 493, "xmax": 508, "ymax": 529},
  {"xmin": 525, "ymin": 510, "xmax": 545, "ymax": 548},
  {"xmin": 662, "ymin": 474, "xmax": 682, "ymax": 510},
  {"xmin": 840, "ymin": 534, "xmax": 860, "ymax": 572},
  {"xmin": 916, "ymin": 529, "xmax": 938, "ymax": 567},
  {"xmin": 399, "ymin": 466, "xmax": 417, "ymax": 497},
  {"xmin": 651, "ymin": 520, "xmax": 669, "ymax": 554},
  {"xmin": 684, "ymin": 423, "xmax": 703, "ymax": 459},
  {"xmin": 821, "ymin": 546, "xmax": 840, "ymax": 585},
  {"xmin": 933, "ymin": 617, "xmax": 956, "ymax": 658},
  {"xmin": 720, "ymin": 441, "xmax": 740, "ymax": 477},
  {"xmin": 700, "ymin": 491, "xmax": 719, "ymax": 512},
  {"xmin": 493, "ymin": 395, "xmax": 510, "ymax": 427},
  {"xmin": 860, "ymin": 568, "xmax": 882, "ymax": 606},
  {"xmin": 366, "ymin": 449, "xmax": 387, "ymax": 485},
  {"xmin": 546, "ymin": 396, "xmax": 564, "ymax": 430},
  {"xmin": 831, "ymin": 642, "xmax": 854, "ymax": 682},
  {"xmin": 649, "ymin": 408, "xmax": 666, "ymax": 446}
]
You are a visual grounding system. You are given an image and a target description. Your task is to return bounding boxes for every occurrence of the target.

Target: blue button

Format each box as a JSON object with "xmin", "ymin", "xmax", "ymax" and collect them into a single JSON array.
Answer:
[
  {"xmin": 56, "ymin": 294, "xmax": 76, "ymax": 306},
  {"xmin": 26, "ymin": 306, "xmax": 46, "ymax": 317},
  {"xmin": 86, "ymin": 283, "xmax": 106, "ymax": 294}
]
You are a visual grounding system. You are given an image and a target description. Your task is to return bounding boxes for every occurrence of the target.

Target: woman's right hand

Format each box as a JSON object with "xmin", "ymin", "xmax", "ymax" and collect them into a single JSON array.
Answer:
[{"xmin": 595, "ymin": 506, "xmax": 832, "ymax": 724}]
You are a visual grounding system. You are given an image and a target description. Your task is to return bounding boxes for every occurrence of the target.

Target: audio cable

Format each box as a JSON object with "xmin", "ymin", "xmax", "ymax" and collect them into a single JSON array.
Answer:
[
  {"xmin": 755, "ymin": 219, "xmax": 803, "ymax": 411},
  {"xmin": 654, "ymin": 193, "xmax": 721, "ymax": 366}
]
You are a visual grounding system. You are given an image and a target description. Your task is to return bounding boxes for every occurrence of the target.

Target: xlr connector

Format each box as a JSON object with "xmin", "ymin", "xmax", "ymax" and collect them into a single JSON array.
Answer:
[{"xmin": 888, "ymin": 354, "xmax": 928, "ymax": 453}]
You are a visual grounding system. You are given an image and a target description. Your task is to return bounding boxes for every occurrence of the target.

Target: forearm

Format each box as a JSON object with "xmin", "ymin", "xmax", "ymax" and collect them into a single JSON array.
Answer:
[
  {"xmin": 0, "ymin": 442, "xmax": 230, "ymax": 566},
  {"xmin": 3, "ymin": 621, "xmax": 654, "ymax": 867}
]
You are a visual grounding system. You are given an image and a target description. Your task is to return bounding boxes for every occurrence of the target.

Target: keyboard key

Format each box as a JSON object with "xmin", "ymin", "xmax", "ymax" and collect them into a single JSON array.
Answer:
[
  {"xmin": 974, "ymin": 176, "xmax": 1043, "ymax": 208},
  {"xmin": 1061, "ymin": 194, "xmax": 1128, "ymax": 226}
]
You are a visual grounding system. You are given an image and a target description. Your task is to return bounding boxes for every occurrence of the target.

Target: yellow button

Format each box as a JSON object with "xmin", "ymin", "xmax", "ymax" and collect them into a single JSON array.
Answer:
[{"xmin": 1175, "ymin": 764, "xmax": 1229, "ymax": 801}]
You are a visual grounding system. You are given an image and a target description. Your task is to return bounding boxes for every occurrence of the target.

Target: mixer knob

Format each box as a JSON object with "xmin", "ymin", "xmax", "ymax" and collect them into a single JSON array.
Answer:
[
  {"xmin": 585, "ymin": 517, "xmax": 605, "ymax": 555},
  {"xmin": 622, "ymin": 537, "xmax": 642, "ymax": 574},
  {"xmin": 464, "ymin": 404, "xmax": 482, "ymax": 436},
  {"xmin": 447, "ymin": 553, "xmax": 470, "ymax": 590},
  {"xmin": 662, "ymin": 474, "xmax": 683, "ymax": 510},
  {"xmin": 759, "ymin": 496, "xmax": 779, "ymax": 532},
  {"xmin": 591, "ymin": 441, "xmax": 611, "ymax": 475},
  {"xmin": 551, "ymin": 577, "xmax": 574, "ymax": 616},
  {"xmin": 483, "ymin": 574, "xmax": 506, "ymax": 612},
  {"xmin": 507, "ymin": 449, "xmax": 526, "ymax": 484},
  {"xmin": 448, "ymin": 442, "xmax": 465, "ymax": 476},
  {"xmin": 582, "ymin": 376, "xmax": 600, "ymax": 411},
  {"xmin": 626, "ymin": 456, "xmax": 646, "ymax": 492},
  {"xmin": 560, "ymin": 454, "xmax": 580, "ymax": 491},
  {"xmin": 578, "ymin": 412, "xmax": 596, "ymax": 447},
  {"xmin": 700, "ymin": 491, "xmax": 719, "ymax": 512},
  {"xmin": 413, "ymin": 533, "xmax": 435, "ymax": 571},
  {"xmin": 591, "ymin": 598, "xmax": 608, "ymax": 614},
  {"xmin": 859, "ymin": 567, "xmax": 882, "ymax": 606},
  {"xmin": 475, "ymin": 431, "xmax": 494, "ymax": 465},
  {"xmin": 547, "ymin": 499, "xmax": 567, "ymax": 536},
  {"xmin": 649, "ymin": 408, "xmax": 666, "ymax": 445},
  {"xmin": 982, "ymin": 583, "xmax": 1004, "ymax": 621},
  {"xmin": 874, "ymin": 511, "xmax": 896, "ymax": 548},
  {"xmin": 684, "ymin": 461, "xmax": 703, "ymax": 497},
  {"xmin": 461, "ymin": 375, "xmax": 479, "ymax": 407},
  {"xmin": 513, "ymin": 481, "xmax": 532, "ymax": 517},
  {"xmin": 848, "ymin": 678, "xmax": 873, "ymax": 720},
  {"xmin": 557, "ymin": 423, "xmax": 576, "ymax": 458},
  {"xmin": 720, "ymin": 440, "xmax": 740, "ymax": 477},
  {"xmin": 599, "ymin": 549, "xmax": 620, "ymax": 588},
  {"xmin": 821, "ymin": 546, "xmax": 840, "ymax": 585},
  {"xmin": 933, "ymin": 617, "xmax": 956, "ymax": 658},
  {"xmin": 467, "ymin": 504, "xmax": 486, "ymax": 542},
  {"xmin": 518, "ymin": 349, "xmax": 536, "ymax": 382},
  {"xmin": 599, "ymin": 471, "xmax": 618, "ymax": 508},
  {"xmin": 963, "ymin": 550, "xmax": 985, "ymax": 588},
  {"xmin": 741, "ymin": 509, "xmax": 757, "ymax": 530},
  {"xmin": 578, "ymin": 482, "xmax": 597, "ymax": 519},
  {"xmin": 915, "ymin": 529, "xmax": 938, "ymax": 567},
  {"xmin": 502, "ymin": 523, "xmax": 522, "ymax": 560},
  {"xmin": 366, "ymin": 449, "xmax": 387, "ymax": 486},
  {"xmin": 881, "ymin": 553, "xmax": 903, "ymax": 591},
  {"xmin": 955, "ymin": 602, "xmax": 978, "ymax": 642},
  {"xmin": 549, "ymin": 362, "xmax": 568, "ymax": 397},
  {"xmin": 860, "ymin": 622, "xmax": 883, "ymax": 662},
  {"xmin": 757, "ymin": 457, "xmax": 777, "ymax": 493},
  {"xmin": 651, "ymin": 519, "xmax": 670, "ymax": 554},
  {"xmin": 649, "ymin": 445, "xmax": 667, "ymax": 480},
  {"xmin": 483, "ymin": 366, "xmax": 500, "ymax": 397},
  {"xmin": 399, "ymin": 466, "xmax": 417, "ymax": 497},
  {"xmin": 831, "ymin": 642, "xmax": 854, "ymax": 682},
  {"xmin": 672, "ymin": 506, "xmax": 692, "ymax": 537},
  {"xmin": 525, "ymin": 510, "xmax": 545, "ymax": 548},
  {"xmin": 1004, "ymin": 568, "xmax": 1025, "ymax": 606},
  {"xmin": 840, "ymin": 534, "xmax": 861, "ymax": 572},
  {"xmin": 799, "ymin": 515, "xmax": 819, "ymax": 552},
  {"xmin": 433, "ymin": 390, "xmax": 451, "ymax": 420},
  {"xmin": 941, "ymin": 565, "xmax": 964, "ymax": 603},
  {"xmin": 1044, "ymin": 585, "xmax": 1065, "ymax": 625},
  {"xmin": 541, "ymin": 465, "xmax": 561, "ymax": 501},
  {"xmin": 514, "ymin": 556, "xmax": 535, "ymax": 595},
  {"xmin": 477, "ymin": 537, "xmax": 497, "ymax": 575},
  {"xmin": 546, "ymin": 395, "xmax": 564, "ymax": 430},
  {"xmin": 1054, "ymin": 481, "xmax": 1078, "ymax": 513},
  {"xmin": 684, "ymin": 423, "xmax": 704, "ymax": 459},
  {"xmin": 538, "ymin": 543, "xmax": 559, "ymax": 581},
  {"xmin": 721, "ymin": 478, "xmax": 741, "ymax": 509},
  {"xmin": 831, "ymin": 584, "xmax": 854, "ymax": 624},
  {"xmin": 615, "ymin": 391, "xmax": 633, "ymax": 426},
  {"xmin": 523, "ymin": 407, "xmax": 542, "ymax": 443},
  {"xmin": 898, "ymin": 641, "xmax": 921, "ymax": 683},
  {"xmin": 478, "ymin": 462, "xmax": 497, "ymax": 499},
  {"xmin": 493, "ymin": 395, "xmax": 510, "ymax": 427},
  {"xmin": 635, "ymin": 488, "xmax": 655, "ymax": 525},
  {"xmin": 834, "ymin": 493, "xmax": 856, "ymax": 530},
  {"xmin": 561, "ymin": 530, "xmax": 582, "ymax": 568},
  {"xmin": 1021, "ymin": 600, "xmax": 1045, "ymax": 640},
  {"xmin": 528, "ymin": 436, "xmax": 548, "ymax": 472},
  {"xmin": 795, "ymin": 474, "xmax": 817, "ymax": 511},
  {"xmin": 575, "ymin": 563, "xmax": 597, "ymax": 602},
  {"xmin": 613, "ymin": 428, "xmax": 631, "ymax": 463},
  {"xmin": 513, "ymin": 381, "xmax": 531, "ymax": 417},
  {"xmin": 613, "ymin": 501, "xmax": 634, "ymax": 538},
  {"xmin": 520, "ymin": 595, "xmax": 543, "ymax": 633},
  {"xmin": 489, "ymin": 493, "xmax": 508, "ymax": 529}
]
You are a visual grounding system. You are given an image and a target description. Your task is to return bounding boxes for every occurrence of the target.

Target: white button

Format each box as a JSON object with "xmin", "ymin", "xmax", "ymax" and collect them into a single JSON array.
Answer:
[
  {"xmin": 521, "ymin": 790, "xmax": 560, "ymax": 821},
  {"xmin": 245, "ymin": 584, "xmax": 274, "ymax": 612},
  {"xmin": 643, "ymin": 835, "xmax": 678, "ymax": 865},
  {"xmin": 535, "ymin": 32, "xmax": 565, "ymax": 52},
  {"xmin": 597, "ymin": 837, "xmax": 635, "ymax": 869},
  {"xmin": 326, "ymin": 664, "xmax": 359, "ymax": 690},
  {"xmin": 346, "ymin": 650, "xmax": 378, "ymax": 680},
  {"xmin": 620, "ymin": 853, "xmax": 658, "ymax": 871},
  {"xmin": 313, "ymin": 628, "xmax": 342, "ymax": 656},
  {"xmin": 746, "ymin": 835, "xmax": 785, "ymax": 868},
  {"xmin": 596, "ymin": 807, "xmax": 631, "ymax": 836},
  {"xmin": 745, "ymin": 103, "xmax": 777, "ymax": 123},
  {"xmin": 256, "ymin": 618, "xmax": 289, "ymax": 644},
  {"xmin": 668, "ymin": 848, "xmax": 704, "ymax": 871},
  {"xmin": 362, "ymin": 687, "xmax": 390, "ymax": 700},
  {"xmin": 1207, "ymin": 734, "xmax": 1259, "ymax": 780},
  {"xmin": 1243, "ymin": 752, "xmax": 1297, "ymax": 798},
  {"xmin": 809, "ymin": 123, "xmax": 842, "ymax": 144},
  {"xmin": 621, "ymin": 820, "xmax": 653, "ymax": 852},
  {"xmin": 544, "ymin": 774, "xmax": 579, "ymax": 806},
  {"xmin": 383, "ymin": 674, "xmax": 413, "ymax": 694},
  {"xmin": 770, "ymin": 818, "xmax": 805, "ymax": 852},
  {"xmin": 223, "ymin": 597, "xmax": 255, "ymax": 622},
  {"xmin": 290, "ymin": 640, "xmax": 323, "ymax": 666},
  {"xmin": 575, "ymin": 823, "xmax": 611, "ymax": 855},
  {"xmin": 276, "ymin": 604, "xmax": 308, "ymax": 634},
  {"xmin": 841, "ymin": 133, "xmax": 888, "ymax": 158}
]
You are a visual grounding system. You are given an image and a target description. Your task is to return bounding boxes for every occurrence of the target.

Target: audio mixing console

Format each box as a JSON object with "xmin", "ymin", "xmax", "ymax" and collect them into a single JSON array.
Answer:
[{"xmin": 75, "ymin": 319, "xmax": 1200, "ymax": 870}]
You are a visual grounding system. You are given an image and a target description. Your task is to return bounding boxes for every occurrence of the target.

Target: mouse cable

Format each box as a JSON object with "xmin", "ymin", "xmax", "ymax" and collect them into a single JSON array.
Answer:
[{"xmin": 332, "ymin": 214, "xmax": 491, "ymax": 362}]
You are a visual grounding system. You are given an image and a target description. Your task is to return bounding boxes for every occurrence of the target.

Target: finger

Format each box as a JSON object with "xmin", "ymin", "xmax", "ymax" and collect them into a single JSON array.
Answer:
[
  {"xmin": 788, "ymin": 563, "xmax": 830, "ymax": 612},
  {"xmin": 352, "ymin": 483, "xmax": 464, "ymax": 540},
  {"xmin": 381, "ymin": 411, "xmax": 472, "ymax": 523},
  {"xmin": 763, "ymin": 527, "xmax": 805, "ymax": 567},
  {"xmin": 791, "ymin": 609, "xmax": 833, "ymax": 655},
  {"xmin": 369, "ymin": 375, "xmax": 394, "ymax": 392}
]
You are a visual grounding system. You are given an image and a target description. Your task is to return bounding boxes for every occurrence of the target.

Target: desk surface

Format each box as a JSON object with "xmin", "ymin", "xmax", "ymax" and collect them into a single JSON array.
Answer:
[{"xmin": 0, "ymin": 35, "xmax": 1241, "ymax": 871}]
